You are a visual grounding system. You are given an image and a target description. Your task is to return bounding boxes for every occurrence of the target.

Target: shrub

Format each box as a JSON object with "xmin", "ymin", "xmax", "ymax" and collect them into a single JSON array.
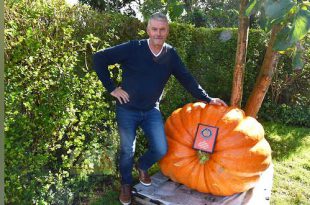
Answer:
[
  {"xmin": 5, "ymin": 1, "xmax": 121, "ymax": 203},
  {"xmin": 260, "ymin": 103, "xmax": 310, "ymax": 127}
]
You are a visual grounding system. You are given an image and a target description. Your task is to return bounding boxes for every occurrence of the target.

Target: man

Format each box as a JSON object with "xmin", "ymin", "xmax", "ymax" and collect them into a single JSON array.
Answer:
[{"xmin": 93, "ymin": 12, "xmax": 227, "ymax": 205}]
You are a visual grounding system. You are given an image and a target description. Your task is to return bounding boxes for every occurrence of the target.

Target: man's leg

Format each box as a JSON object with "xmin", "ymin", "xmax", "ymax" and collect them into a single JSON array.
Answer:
[
  {"xmin": 138, "ymin": 108, "xmax": 168, "ymax": 173},
  {"xmin": 116, "ymin": 106, "xmax": 140, "ymax": 204}
]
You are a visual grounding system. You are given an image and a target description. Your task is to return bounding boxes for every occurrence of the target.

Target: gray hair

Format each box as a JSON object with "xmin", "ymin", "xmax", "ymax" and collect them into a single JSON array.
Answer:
[{"xmin": 147, "ymin": 12, "xmax": 168, "ymax": 26}]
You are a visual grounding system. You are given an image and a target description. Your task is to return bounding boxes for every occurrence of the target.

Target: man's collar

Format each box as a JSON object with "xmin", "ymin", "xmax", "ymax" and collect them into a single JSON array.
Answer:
[{"xmin": 147, "ymin": 39, "xmax": 166, "ymax": 57}]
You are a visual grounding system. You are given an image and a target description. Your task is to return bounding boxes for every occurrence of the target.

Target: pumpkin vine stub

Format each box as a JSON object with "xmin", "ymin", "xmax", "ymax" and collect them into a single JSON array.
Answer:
[{"xmin": 197, "ymin": 150, "xmax": 210, "ymax": 164}]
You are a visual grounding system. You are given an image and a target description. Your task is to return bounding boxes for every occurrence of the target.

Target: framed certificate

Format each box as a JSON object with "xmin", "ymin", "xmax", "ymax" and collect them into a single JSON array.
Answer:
[{"xmin": 193, "ymin": 123, "xmax": 219, "ymax": 153}]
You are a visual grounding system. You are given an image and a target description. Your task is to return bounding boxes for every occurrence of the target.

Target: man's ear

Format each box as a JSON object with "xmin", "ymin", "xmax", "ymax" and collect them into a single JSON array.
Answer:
[{"xmin": 146, "ymin": 28, "xmax": 149, "ymax": 35}]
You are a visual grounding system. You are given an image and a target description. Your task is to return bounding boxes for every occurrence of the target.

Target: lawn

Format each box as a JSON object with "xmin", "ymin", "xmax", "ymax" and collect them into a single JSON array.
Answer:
[
  {"xmin": 263, "ymin": 122, "xmax": 310, "ymax": 205},
  {"xmin": 89, "ymin": 122, "xmax": 310, "ymax": 205}
]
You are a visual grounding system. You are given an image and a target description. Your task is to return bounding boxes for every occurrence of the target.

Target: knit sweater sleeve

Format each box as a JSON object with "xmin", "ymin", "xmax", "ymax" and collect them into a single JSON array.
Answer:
[
  {"xmin": 171, "ymin": 48, "xmax": 212, "ymax": 103},
  {"xmin": 93, "ymin": 41, "xmax": 132, "ymax": 93}
]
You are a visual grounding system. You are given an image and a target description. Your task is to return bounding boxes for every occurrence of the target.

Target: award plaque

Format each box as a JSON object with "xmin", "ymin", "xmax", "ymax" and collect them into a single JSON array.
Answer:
[{"xmin": 193, "ymin": 124, "xmax": 219, "ymax": 153}]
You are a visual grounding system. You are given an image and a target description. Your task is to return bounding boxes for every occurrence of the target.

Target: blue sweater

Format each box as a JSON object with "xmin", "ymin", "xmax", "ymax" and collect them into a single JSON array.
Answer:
[{"xmin": 93, "ymin": 39, "xmax": 211, "ymax": 111}]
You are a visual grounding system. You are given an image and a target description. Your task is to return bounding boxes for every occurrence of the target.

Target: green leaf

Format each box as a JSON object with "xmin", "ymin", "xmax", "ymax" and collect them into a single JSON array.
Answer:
[
  {"xmin": 302, "ymin": 1, "xmax": 310, "ymax": 7},
  {"xmin": 245, "ymin": 0, "xmax": 257, "ymax": 16},
  {"xmin": 273, "ymin": 26, "xmax": 294, "ymax": 51},
  {"xmin": 275, "ymin": 9, "xmax": 310, "ymax": 51},
  {"xmin": 168, "ymin": 0, "xmax": 184, "ymax": 21},
  {"xmin": 292, "ymin": 47, "xmax": 304, "ymax": 70},
  {"xmin": 290, "ymin": 9, "xmax": 310, "ymax": 44},
  {"xmin": 265, "ymin": 0, "xmax": 296, "ymax": 20}
]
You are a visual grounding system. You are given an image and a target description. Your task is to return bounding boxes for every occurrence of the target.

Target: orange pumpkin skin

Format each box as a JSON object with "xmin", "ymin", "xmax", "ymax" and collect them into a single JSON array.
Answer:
[{"xmin": 159, "ymin": 102, "xmax": 272, "ymax": 196}]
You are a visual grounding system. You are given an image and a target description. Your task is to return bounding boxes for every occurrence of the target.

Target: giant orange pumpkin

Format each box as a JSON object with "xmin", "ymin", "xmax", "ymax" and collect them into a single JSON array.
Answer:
[{"xmin": 159, "ymin": 102, "xmax": 272, "ymax": 196}]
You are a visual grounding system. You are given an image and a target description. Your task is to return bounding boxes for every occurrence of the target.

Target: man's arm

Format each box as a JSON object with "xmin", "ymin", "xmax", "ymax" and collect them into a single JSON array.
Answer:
[
  {"xmin": 93, "ymin": 41, "xmax": 132, "ymax": 93},
  {"xmin": 171, "ymin": 49, "xmax": 227, "ymax": 106},
  {"xmin": 93, "ymin": 41, "xmax": 132, "ymax": 104}
]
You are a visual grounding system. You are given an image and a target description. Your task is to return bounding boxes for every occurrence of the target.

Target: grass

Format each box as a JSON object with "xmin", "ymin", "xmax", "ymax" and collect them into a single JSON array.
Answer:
[
  {"xmin": 262, "ymin": 122, "xmax": 310, "ymax": 205},
  {"xmin": 88, "ymin": 122, "xmax": 310, "ymax": 205},
  {"xmin": 88, "ymin": 164, "xmax": 160, "ymax": 205}
]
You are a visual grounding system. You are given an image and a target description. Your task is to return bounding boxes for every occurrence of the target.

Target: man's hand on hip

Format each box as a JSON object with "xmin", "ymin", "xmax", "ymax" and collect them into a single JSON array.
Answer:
[{"xmin": 111, "ymin": 87, "xmax": 130, "ymax": 104}]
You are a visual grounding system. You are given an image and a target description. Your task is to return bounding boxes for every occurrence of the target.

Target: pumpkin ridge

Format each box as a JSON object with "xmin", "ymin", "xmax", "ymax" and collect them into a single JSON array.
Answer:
[
  {"xmin": 179, "ymin": 103, "xmax": 201, "ymax": 137},
  {"xmin": 212, "ymin": 143, "xmax": 271, "ymax": 173},
  {"xmin": 216, "ymin": 117, "xmax": 264, "ymax": 151},
  {"xmin": 199, "ymin": 105, "xmax": 228, "ymax": 127},
  {"xmin": 211, "ymin": 154, "xmax": 265, "ymax": 177},
  {"xmin": 167, "ymin": 110, "xmax": 194, "ymax": 147},
  {"xmin": 214, "ymin": 124, "xmax": 263, "ymax": 152},
  {"xmin": 173, "ymin": 156, "xmax": 199, "ymax": 185},
  {"xmin": 207, "ymin": 160, "xmax": 230, "ymax": 195},
  {"xmin": 187, "ymin": 158, "xmax": 203, "ymax": 189},
  {"xmin": 203, "ymin": 162, "xmax": 212, "ymax": 193},
  {"xmin": 214, "ymin": 108, "xmax": 246, "ymax": 143},
  {"xmin": 204, "ymin": 105, "xmax": 231, "ymax": 125},
  {"xmin": 212, "ymin": 162, "xmax": 260, "ymax": 194},
  {"xmin": 196, "ymin": 163, "xmax": 208, "ymax": 192},
  {"xmin": 166, "ymin": 137, "xmax": 195, "ymax": 158},
  {"xmin": 173, "ymin": 156, "xmax": 197, "ymax": 167}
]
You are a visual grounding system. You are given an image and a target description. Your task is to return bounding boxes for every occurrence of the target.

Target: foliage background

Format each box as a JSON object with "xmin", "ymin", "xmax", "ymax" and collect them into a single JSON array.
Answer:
[{"xmin": 4, "ymin": 0, "xmax": 309, "ymax": 203}]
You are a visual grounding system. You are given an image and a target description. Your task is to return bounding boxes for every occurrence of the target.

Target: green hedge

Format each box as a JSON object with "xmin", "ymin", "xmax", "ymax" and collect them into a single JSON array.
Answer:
[
  {"xmin": 4, "ymin": 0, "xmax": 309, "ymax": 203},
  {"xmin": 160, "ymin": 26, "xmax": 267, "ymax": 118},
  {"xmin": 4, "ymin": 1, "xmax": 126, "ymax": 204}
]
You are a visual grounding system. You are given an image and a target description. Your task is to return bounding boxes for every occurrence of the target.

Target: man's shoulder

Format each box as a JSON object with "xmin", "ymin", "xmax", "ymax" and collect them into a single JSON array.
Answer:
[
  {"xmin": 164, "ymin": 42, "xmax": 174, "ymax": 50},
  {"xmin": 163, "ymin": 43, "xmax": 178, "ymax": 58},
  {"xmin": 130, "ymin": 39, "xmax": 147, "ymax": 47},
  {"xmin": 164, "ymin": 43, "xmax": 177, "ymax": 54},
  {"xmin": 130, "ymin": 40, "xmax": 174, "ymax": 50}
]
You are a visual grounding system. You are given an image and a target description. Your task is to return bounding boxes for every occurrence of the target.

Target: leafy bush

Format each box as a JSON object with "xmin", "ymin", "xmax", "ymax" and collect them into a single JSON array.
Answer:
[
  {"xmin": 5, "ymin": 1, "xmax": 122, "ymax": 203},
  {"xmin": 260, "ymin": 103, "xmax": 310, "ymax": 127}
]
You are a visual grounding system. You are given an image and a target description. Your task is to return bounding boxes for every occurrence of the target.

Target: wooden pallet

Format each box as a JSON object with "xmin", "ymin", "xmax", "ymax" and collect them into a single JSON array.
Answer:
[{"xmin": 132, "ymin": 164, "xmax": 273, "ymax": 205}]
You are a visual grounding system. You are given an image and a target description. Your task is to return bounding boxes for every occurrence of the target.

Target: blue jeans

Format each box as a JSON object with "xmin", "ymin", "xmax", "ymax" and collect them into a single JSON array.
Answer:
[{"xmin": 116, "ymin": 106, "xmax": 168, "ymax": 185}]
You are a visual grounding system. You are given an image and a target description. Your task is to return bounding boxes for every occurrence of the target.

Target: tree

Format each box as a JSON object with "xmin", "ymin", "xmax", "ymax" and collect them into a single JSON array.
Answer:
[
  {"xmin": 182, "ymin": 0, "xmax": 240, "ymax": 27},
  {"xmin": 230, "ymin": 0, "xmax": 250, "ymax": 107},
  {"xmin": 79, "ymin": 0, "xmax": 140, "ymax": 16},
  {"xmin": 140, "ymin": 0, "xmax": 167, "ymax": 20},
  {"xmin": 140, "ymin": 0, "xmax": 239, "ymax": 27},
  {"xmin": 232, "ymin": 0, "xmax": 310, "ymax": 117}
]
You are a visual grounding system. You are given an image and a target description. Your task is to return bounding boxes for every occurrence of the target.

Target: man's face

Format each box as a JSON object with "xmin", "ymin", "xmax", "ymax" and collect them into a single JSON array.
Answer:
[{"xmin": 147, "ymin": 19, "xmax": 169, "ymax": 47}]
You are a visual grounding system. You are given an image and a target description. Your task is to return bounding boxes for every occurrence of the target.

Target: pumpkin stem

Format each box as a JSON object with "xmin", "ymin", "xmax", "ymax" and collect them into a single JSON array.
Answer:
[{"xmin": 197, "ymin": 150, "xmax": 210, "ymax": 164}]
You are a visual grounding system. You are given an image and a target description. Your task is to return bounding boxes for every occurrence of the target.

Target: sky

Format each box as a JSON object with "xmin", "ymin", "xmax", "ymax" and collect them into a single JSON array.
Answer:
[{"xmin": 65, "ymin": 0, "xmax": 78, "ymax": 6}]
